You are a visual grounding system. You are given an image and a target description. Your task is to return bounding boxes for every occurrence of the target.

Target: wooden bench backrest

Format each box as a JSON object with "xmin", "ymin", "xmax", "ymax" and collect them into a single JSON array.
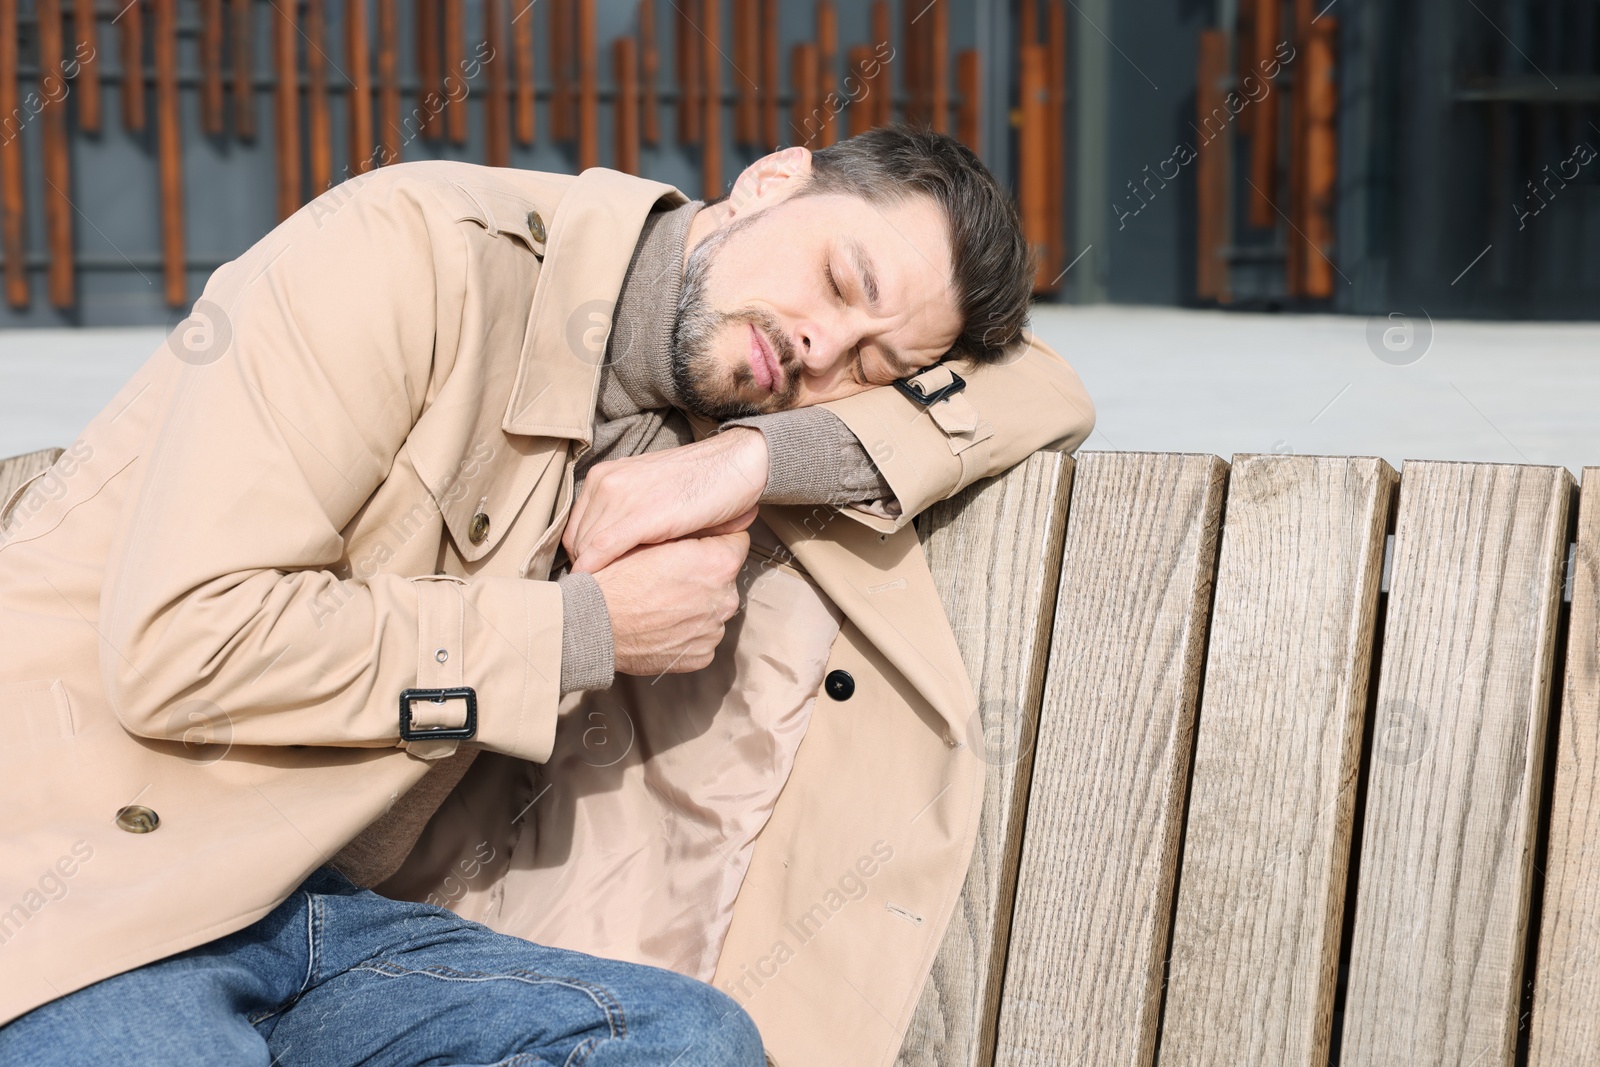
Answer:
[{"xmin": 911, "ymin": 452, "xmax": 1595, "ymax": 1067}]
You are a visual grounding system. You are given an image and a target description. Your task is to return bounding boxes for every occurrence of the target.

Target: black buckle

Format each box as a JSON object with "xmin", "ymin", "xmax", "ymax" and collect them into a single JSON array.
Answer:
[
  {"xmin": 893, "ymin": 368, "xmax": 966, "ymax": 406},
  {"xmin": 398, "ymin": 687, "xmax": 478, "ymax": 741}
]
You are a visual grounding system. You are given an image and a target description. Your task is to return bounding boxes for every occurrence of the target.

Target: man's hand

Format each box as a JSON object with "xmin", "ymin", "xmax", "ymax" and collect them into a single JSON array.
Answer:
[
  {"xmin": 588, "ymin": 521, "xmax": 753, "ymax": 675},
  {"xmin": 563, "ymin": 427, "xmax": 770, "ymax": 574}
]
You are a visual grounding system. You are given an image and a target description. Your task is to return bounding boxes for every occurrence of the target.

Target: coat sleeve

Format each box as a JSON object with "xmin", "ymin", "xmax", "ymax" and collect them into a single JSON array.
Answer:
[
  {"xmin": 814, "ymin": 331, "xmax": 1096, "ymax": 533},
  {"xmin": 99, "ymin": 174, "xmax": 565, "ymax": 766}
]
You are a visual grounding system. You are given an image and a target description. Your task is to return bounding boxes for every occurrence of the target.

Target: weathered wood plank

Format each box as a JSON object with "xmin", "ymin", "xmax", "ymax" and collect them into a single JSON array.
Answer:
[
  {"xmin": 1528, "ymin": 468, "xmax": 1599, "ymax": 1065},
  {"xmin": 994, "ymin": 451, "xmax": 1228, "ymax": 1066},
  {"xmin": 897, "ymin": 450, "xmax": 1076, "ymax": 1067},
  {"xmin": 0, "ymin": 448, "xmax": 64, "ymax": 524},
  {"xmin": 1341, "ymin": 461, "xmax": 1571, "ymax": 1067},
  {"xmin": 1159, "ymin": 454, "xmax": 1394, "ymax": 1066}
]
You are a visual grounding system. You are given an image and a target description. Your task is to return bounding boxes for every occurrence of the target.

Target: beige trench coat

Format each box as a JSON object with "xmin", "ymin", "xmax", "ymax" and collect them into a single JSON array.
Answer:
[{"xmin": 0, "ymin": 161, "xmax": 1094, "ymax": 1065}]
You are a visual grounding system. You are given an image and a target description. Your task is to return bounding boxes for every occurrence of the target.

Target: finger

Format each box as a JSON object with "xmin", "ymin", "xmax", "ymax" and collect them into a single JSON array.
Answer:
[{"xmin": 696, "ymin": 505, "xmax": 759, "ymax": 538}]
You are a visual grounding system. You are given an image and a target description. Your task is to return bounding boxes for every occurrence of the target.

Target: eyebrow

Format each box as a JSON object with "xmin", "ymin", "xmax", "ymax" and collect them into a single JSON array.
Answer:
[{"xmin": 845, "ymin": 238, "xmax": 917, "ymax": 377}]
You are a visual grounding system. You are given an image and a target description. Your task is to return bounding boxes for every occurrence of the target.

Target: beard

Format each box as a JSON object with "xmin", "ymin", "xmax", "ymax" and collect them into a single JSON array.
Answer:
[{"xmin": 670, "ymin": 210, "xmax": 802, "ymax": 420}]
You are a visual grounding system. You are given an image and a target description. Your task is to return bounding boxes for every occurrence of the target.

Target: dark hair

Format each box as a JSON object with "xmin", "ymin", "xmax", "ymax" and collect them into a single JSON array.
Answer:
[{"xmin": 792, "ymin": 124, "xmax": 1033, "ymax": 365}]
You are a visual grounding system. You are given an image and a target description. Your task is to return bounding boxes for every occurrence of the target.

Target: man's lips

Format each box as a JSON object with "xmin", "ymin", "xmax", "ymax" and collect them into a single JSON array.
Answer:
[{"xmin": 747, "ymin": 324, "xmax": 782, "ymax": 393}]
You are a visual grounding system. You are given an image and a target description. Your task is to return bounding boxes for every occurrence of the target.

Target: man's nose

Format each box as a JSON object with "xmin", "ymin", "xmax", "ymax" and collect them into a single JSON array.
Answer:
[{"xmin": 793, "ymin": 317, "xmax": 857, "ymax": 375}]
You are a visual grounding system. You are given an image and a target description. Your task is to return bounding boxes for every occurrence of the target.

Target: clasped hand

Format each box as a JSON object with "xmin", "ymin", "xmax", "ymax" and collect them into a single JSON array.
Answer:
[{"xmin": 560, "ymin": 428, "xmax": 768, "ymax": 676}]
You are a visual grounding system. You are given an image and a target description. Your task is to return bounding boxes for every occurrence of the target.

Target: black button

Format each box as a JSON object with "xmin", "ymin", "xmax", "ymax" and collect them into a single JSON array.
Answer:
[{"xmin": 824, "ymin": 670, "xmax": 855, "ymax": 701}]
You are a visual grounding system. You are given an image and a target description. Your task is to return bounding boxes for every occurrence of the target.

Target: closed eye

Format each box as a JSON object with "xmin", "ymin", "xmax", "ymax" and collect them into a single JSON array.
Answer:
[{"xmin": 825, "ymin": 262, "xmax": 843, "ymax": 301}]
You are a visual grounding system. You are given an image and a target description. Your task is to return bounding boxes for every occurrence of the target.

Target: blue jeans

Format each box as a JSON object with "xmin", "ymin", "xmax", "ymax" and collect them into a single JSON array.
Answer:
[{"xmin": 0, "ymin": 865, "xmax": 764, "ymax": 1066}]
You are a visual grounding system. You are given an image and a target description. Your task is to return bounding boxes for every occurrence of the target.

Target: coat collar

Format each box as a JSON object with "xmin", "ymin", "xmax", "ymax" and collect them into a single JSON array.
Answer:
[{"xmin": 502, "ymin": 168, "xmax": 687, "ymax": 442}]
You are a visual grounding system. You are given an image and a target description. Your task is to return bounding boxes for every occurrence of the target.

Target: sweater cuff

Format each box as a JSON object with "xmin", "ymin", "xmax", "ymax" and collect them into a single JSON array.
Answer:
[
  {"xmin": 556, "ymin": 571, "xmax": 615, "ymax": 693},
  {"xmin": 719, "ymin": 406, "xmax": 897, "ymax": 506}
]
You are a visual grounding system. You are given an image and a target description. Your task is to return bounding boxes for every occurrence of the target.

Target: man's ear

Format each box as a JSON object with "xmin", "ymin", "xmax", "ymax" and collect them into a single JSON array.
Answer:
[{"xmin": 725, "ymin": 146, "xmax": 813, "ymax": 219}]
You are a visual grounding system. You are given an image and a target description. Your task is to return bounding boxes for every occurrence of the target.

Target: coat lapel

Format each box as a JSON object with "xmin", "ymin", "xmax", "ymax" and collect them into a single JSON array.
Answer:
[{"xmin": 502, "ymin": 168, "xmax": 686, "ymax": 442}]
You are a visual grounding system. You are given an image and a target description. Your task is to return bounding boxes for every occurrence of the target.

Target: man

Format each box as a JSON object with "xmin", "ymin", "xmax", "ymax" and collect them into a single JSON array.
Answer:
[{"xmin": 0, "ymin": 126, "xmax": 1094, "ymax": 1065}]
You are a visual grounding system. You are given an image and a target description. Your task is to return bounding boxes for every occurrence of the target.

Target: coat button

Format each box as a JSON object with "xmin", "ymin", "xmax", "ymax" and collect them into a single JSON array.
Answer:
[
  {"xmin": 468, "ymin": 511, "xmax": 491, "ymax": 545},
  {"xmin": 115, "ymin": 805, "xmax": 160, "ymax": 833},
  {"xmin": 824, "ymin": 670, "xmax": 855, "ymax": 701},
  {"xmin": 527, "ymin": 210, "xmax": 546, "ymax": 244}
]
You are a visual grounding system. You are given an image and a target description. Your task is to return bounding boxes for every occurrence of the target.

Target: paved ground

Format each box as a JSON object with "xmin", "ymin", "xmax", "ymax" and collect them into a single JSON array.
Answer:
[{"xmin": 2, "ymin": 306, "xmax": 1596, "ymax": 477}]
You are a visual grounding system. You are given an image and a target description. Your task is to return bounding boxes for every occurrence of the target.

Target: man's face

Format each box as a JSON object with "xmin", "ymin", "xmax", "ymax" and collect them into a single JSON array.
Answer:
[{"xmin": 670, "ymin": 186, "xmax": 962, "ymax": 421}]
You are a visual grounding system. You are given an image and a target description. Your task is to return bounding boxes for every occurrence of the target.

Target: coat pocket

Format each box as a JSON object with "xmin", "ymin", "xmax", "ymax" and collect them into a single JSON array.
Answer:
[{"xmin": 2, "ymin": 678, "xmax": 76, "ymax": 744}]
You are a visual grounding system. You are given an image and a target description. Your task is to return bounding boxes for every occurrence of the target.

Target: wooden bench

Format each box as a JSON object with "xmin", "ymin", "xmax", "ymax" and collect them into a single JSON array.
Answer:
[
  {"xmin": 908, "ymin": 449, "xmax": 1595, "ymax": 1067},
  {"xmin": 7, "ymin": 444, "xmax": 1595, "ymax": 1066}
]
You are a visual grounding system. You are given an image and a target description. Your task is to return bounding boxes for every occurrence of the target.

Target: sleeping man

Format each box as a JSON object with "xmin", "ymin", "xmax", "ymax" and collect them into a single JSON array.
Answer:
[{"xmin": 0, "ymin": 125, "xmax": 1093, "ymax": 1066}]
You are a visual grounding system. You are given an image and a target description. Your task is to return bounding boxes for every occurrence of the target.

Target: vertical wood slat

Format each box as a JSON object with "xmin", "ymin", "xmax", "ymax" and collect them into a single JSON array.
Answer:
[
  {"xmin": 198, "ymin": 0, "xmax": 222, "ymax": 134},
  {"xmin": 348, "ymin": 0, "xmax": 375, "ymax": 170},
  {"xmin": 1195, "ymin": 29, "xmax": 1232, "ymax": 302},
  {"xmin": 154, "ymin": 0, "xmax": 183, "ymax": 306},
  {"xmin": 870, "ymin": 0, "xmax": 890, "ymax": 127},
  {"xmin": 701, "ymin": 0, "xmax": 720, "ymax": 198},
  {"xmin": 789, "ymin": 42, "xmax": 817, "ymax": 148},
  {"xmin": 1158, "ymin": 455, "xmax": 1395, "ymax": 1067},
  {"xmin": 73, "ymin": 0, "xmax": 103, "ymax": 131},
  {"xmin": 306, "ymin": 0, "xmax": 332, "ymax": 191},
  {"xmin": 1248, "ymin": 0, "xmax": 1280, "ymax": 227},
  {"xmin": 846, "ymin": 45, "xmax": 872, "ymax": 137},
  {"xmin": 995, "ymin": 452, "xmax": 1228, "ymax": 1066},
  {"xmin": 955, "ymin": 48, "xmax": 978, "ymax": 154},
  {"xmin": 676, "ymin": 0, "xmax": 701, "ymax": 144},
  {"xmin": 1044, "ymin": 0, "xmax": 1064, "ymax": 272},
  {"xmin": 512, "ymin": 0, "xmax": 534, "ymax": 145},
  {"xmin": 577, "ymin": 0, "xmax": 597, "ymax": 168},
  {"xmin": 896, "ymin": 452, "xmax": 1076, "ymax": 1067},
  {"xmin": 639, "ymin": 0, "xmax": 659, "ymax": 145},
  {"xmin": 816, "ymin": 1, "xmax": 837, "ymax": 146},
  {"xmin": 1018, "ymin": 44, "xmax": 1049, "ymax": 293},
  {"xmin": 416, "ymin": 0, "xmax": 441, "ymax": 138},
  {"xmin": 377, "ymin": 0, "xmax": 400, "ymax": 162},
  {"xmin": 121, "ymin": 0, "xmax": 145, "ymax": 131},
  {"xmin": 612, "ymin": 35, "xmax": 638, "ymax": 175},
  {"xmin": 1293, "ymin": 13, "xmax": 1337, "ymax": 297},
  {"xmin": 929, "ymin": 0, "xmax": 948, "ymax": 134},
  {"xmin": 1529, "ymin": 469, "xmax": 1600, "ymax": 1065},
  {"xmin": 1342, "ymin": 461, "xmax": 1573, "ymax": 1067},
  {"xmin": 733, "ymin": 0, "xmax": 756, "ymax": 143},
  {"xmin": 484, "ymin": 0, "xmax": 509, "ymax": 166},
  {"xmin": 0, "ymin": 0, "xmax": 27, "ymax": 308},
  {"xmin": 231, "ymin": 0, "xmax": 253, "ymax": 138},
  {"xmin": 273, "ymin": 0, "xmax": 299, "ymax": 219},
  {"xmin": 549, "ymin": 0, "xmax": 568, "ymax": 140},
  {"xmin": 444, "ymin": 0, "xmax": 466, "ymax": 143},
  {"xmin": 38, "ymin": 0, "xmax": 74, "ymax": 307},
  {"xmin": 758, "ymin": 0, "xmax": 776, "ymax": 147}
]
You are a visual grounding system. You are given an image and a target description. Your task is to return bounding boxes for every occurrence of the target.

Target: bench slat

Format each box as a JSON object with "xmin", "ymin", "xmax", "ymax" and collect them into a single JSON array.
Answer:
[
  {"xmin": 897, "ymin": 450, "xmax": 1076, "ymax": 1067},
  {"xmin": 1159, "ymin": 455, "xmax": 1394, "ymax": 1066},
  {"xmin": 994, "ymin": 451, "xmax": 1227, "ymax": 1066},
  {"xmin": 1528, "ymin": 467, "xmax": 1599, "ymax": 1064},
  {"xmin": 0, "ymin": 447, "xmax": 65, "ymax": 522},
  {"xmin": 1342, "ymin": 461, "xmax": 1571, "ymax": 1067}
]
